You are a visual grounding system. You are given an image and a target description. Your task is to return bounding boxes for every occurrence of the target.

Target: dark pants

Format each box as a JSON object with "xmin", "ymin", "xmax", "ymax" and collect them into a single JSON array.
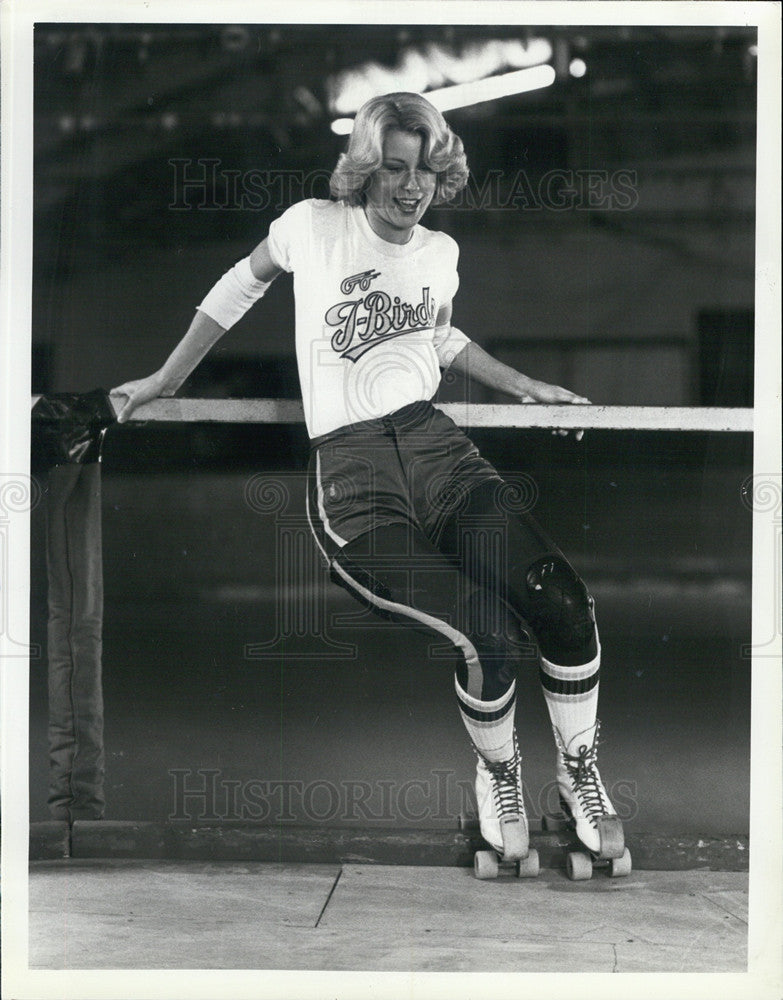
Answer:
[
  {"xmin": 330, "ymin": 484, "xmax": 598, "ymax": 702},
  {"xmin": 307, "ymin": 402, "xmax": 598, "ymax": 702},
  {"xmin": 46, "ymin": 462, "xmax": 105, "ymax": 821}
]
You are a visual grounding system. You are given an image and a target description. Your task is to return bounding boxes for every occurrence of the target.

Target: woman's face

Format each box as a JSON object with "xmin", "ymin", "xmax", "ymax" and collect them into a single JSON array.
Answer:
[{"xmin": 363, "ymin": 128, "xmax": 437, "ymax": 244}]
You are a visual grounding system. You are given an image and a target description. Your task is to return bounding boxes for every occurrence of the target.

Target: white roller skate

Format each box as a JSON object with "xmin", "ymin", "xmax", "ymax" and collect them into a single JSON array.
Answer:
[
  {"xmin": 544, "ymin": 721, "xmax": 632, "ymax": 880},
  {"xmin": 472, "ymin": 734, "xmax": 539, "ymax": 880}
]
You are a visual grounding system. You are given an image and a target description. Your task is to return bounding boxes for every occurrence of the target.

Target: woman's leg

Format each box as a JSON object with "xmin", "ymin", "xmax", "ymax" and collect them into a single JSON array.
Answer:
[
  {"xmin": 329, "ymin": 521, "xmax": 533, "ymax": 860},
  {"xmin": 436, "ymin": 478, "xmax": 624, "ymax": 858}
]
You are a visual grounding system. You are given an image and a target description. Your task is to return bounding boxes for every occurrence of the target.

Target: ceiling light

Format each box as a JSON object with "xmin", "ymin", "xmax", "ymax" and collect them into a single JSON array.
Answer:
[
  {"xmin": 331, "ymin": 64, "xmax": 556, "ymax": 135},
  {"xmin": 425, "ymin": 64, "xmax": 556, "ymax": 112},
  {"xmin": 330, "ymin": 118, "xmax": 355, "ymax": 136}
]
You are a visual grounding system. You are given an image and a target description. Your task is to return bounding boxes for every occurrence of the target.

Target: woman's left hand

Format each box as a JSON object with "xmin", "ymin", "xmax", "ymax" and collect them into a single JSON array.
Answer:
[{"xmin": 515, "ymin": 377, "xmax": 591, "ymax": 441}]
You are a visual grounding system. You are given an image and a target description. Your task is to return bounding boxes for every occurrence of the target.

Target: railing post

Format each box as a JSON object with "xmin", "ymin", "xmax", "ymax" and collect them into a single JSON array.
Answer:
[{"xmin": 32, "ymin": 390, "xmax": 115, "ymax": 822}]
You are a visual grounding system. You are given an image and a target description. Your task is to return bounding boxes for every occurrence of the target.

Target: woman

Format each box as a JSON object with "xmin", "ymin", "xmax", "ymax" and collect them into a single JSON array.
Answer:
[{"xmin": 112, "ymin": 92, "xmax": 626, "ymax": 876}]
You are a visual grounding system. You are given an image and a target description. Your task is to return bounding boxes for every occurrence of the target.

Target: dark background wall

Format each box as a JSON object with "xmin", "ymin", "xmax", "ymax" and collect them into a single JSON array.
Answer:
[
  {"xmin": 32, "ymin": 23, "xmax": 756, "ymax": 404},
  {"xmin": 29, "ymin": 428, "xmax": 752, "ymax": 833},
  {"xmin": 29, "ymin": 23, "xmax": 755, "ymax": 835}
]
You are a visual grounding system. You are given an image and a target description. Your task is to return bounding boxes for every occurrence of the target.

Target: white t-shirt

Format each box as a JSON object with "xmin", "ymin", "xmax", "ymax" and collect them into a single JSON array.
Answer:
[{"xmin": 267, "ymin": 198, "xmax": 470, "ymax": 438}]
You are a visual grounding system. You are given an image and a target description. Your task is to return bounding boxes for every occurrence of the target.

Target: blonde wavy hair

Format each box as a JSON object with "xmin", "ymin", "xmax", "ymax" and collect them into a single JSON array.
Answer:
[{"xmin": 329, "ymin": 92, "xmax": 469, "ymax": 206}]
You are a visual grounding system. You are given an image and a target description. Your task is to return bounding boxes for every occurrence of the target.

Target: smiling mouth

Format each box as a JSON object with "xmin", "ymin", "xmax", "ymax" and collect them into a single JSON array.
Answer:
[{"xmin": 395, "ymin": 198, "xmax": 421, "ymax": 211}]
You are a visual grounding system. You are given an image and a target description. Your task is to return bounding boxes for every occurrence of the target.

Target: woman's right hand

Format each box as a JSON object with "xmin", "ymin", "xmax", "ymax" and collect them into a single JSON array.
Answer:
[{"xmin": 110, "ymin": 372, "xmax": 169, "ymax": 424}]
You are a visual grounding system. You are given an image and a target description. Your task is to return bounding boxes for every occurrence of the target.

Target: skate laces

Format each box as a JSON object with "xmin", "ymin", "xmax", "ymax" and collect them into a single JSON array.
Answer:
[
  {"xmin": 561, "ymin": 727, "xmax": 610, "ymax": 828},
  {"xmin": 484, "ymin": 748, "xmax": 524, "ymax": 818}
]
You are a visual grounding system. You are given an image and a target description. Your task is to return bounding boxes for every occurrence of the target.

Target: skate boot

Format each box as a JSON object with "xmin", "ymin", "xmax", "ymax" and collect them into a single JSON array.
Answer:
[
  {"xmin": 472, "ymin": 734, "xmax": 539, "ymax": 879},
  {"xmin": 546, "ymin": 721, "xmax": 632, "ymax": 880}
]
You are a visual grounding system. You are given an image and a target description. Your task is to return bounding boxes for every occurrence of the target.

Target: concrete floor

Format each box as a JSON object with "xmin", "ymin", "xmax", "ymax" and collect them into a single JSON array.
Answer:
[{"xmin": 29, "ymin": 859, "xmax": 747, "ymax": 973}]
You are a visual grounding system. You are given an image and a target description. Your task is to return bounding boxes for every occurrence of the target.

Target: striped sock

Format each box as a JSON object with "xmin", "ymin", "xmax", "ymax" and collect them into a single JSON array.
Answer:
[
  {"xmin": 455, "ymin": 675, "xmax": 516, "ymax": 763},
  {"xmin": 539, "ymin": 646, "xmax": 601, "ymax": 749}
]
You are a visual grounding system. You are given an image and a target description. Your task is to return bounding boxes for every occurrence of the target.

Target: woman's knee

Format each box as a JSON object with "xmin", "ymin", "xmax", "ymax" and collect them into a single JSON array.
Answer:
[
  {"xmin": 524, "ymin": 555, "xmax": 598, "ymax": 663},
  {"xmin": 458, "ymin": 587, "xmax": 535, "ymax": 700}
]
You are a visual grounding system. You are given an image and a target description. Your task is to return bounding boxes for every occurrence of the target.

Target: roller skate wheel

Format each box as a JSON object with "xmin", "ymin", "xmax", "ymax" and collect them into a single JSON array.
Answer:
[
  {"xmin": 515, "ymin": 848, "xmax": 540, "ymax": 878},
  {"xmin": 474, "ymin": 850, "xmax": 499, "ymax": 880},
  {"xmin": 609, "ymin": 848, "xmax": 632, "ymax": 878},
  {"xmin": 566, "ymin": 851, "xmax": 593, "ymax": 881}
]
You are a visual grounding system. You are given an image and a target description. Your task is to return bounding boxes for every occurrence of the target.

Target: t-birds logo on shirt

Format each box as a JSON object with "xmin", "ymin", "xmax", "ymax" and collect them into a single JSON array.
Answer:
[{"xmin": 324, "ymin": 270, "xmax": 437, "ymax": 363}]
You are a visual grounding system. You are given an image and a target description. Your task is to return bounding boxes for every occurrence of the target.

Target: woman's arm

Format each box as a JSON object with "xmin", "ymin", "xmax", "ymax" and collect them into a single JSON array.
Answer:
[
  {"xmin": 111, "ymin": 239, "xmax": 282, "ymax": 423},
  {"xmin": 435, "ymin": 303, "xmax": 590, "ymax": 405},
  {"xmin": 448, "ymin": 340, "xmax": 590, "ymax": 405}
]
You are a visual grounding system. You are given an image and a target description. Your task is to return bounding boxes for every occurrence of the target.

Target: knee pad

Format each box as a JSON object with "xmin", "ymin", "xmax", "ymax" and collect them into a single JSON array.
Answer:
[{"xmin": 525, "ymin": 556, "xmax": 597, "ymax": 656}]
